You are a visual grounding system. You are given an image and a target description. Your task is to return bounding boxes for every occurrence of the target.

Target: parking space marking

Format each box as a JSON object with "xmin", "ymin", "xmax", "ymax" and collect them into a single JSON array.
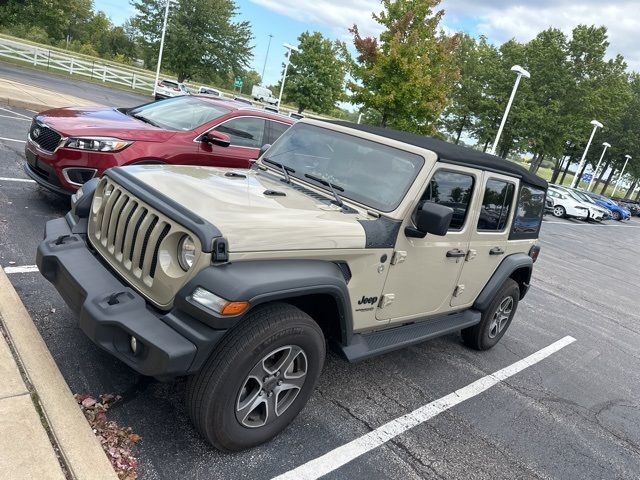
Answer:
[
  {"xmin": 0, "ymin": 177, "xmax": 35, "ymax": 183},
  {"xmin": 544, "ymin": 221, "xmax": 640, "ymax": 228},
  {"xmin": 0, "ymin": 114, "xmax": 31, "ymax": 121},
  {"xmin": 0, "ymin": 136, "xmax": 26, "ymax": 144},
  {"xmin": 273, "ymin": 335, "xmax": 576, "ymax": 480},
  {"xmin": 3, "ymin": 265, "xmax": 39, "ymax": 274},
  {"xmin": 0, "ymin": 107, "xmax": 32, "ymax": 119}
]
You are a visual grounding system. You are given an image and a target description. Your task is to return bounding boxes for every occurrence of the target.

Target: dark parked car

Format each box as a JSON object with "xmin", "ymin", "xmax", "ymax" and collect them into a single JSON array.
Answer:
[{"xmin": 25, "ymin": 96, "xmax": 295, "ymax": 194}]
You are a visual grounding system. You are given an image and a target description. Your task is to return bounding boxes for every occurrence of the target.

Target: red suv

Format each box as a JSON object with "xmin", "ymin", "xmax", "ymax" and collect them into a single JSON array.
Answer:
[{"xmin": 24, "ymin": 96, "xmax": 294, "ymax": 194}]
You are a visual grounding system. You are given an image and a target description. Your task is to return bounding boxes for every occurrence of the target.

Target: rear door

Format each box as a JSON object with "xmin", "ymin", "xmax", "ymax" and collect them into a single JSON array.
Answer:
[
  {"xmin": 377, "ymin": 165, "xmax": 481, "ymax": 323},
  {"xmin": 450, "ymin": 172, "xmax": 518, "ymax": 308}
]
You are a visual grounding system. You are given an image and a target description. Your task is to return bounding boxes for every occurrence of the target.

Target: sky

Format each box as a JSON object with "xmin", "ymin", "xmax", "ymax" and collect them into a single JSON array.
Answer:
[{"xmin": 93, "ymin": 0, "xmax": 640, "ymax": 87}]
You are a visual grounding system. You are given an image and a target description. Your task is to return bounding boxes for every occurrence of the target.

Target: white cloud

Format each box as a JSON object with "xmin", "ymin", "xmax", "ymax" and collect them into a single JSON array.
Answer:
[{"xmin": 250, "ymin": 0, "xmax": 640, "ymax": 71}]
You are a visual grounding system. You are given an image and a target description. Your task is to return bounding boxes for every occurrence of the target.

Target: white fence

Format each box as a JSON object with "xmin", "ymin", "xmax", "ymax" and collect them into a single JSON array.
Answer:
[{"xmin": 0, "ymin": 37, "xmax": 157, "ymax": 93}]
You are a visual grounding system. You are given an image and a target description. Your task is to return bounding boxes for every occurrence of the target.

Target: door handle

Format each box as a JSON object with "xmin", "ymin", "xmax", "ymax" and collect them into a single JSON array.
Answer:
[
  {"xmin": 489, "ymin": 247, "xmax": 505, "ymax": 255},
  {"xmin": 446, "ymin": 249, "xmax": 467, "ymax": 258}
]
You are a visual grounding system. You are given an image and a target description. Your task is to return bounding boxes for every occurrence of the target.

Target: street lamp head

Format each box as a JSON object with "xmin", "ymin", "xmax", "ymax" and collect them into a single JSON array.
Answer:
[
  {"xmin": 625, "ymin": 154, "xmax": 632, "ymax": 160},
  {"xmin": 591, "ymin": 120, "xmax": 603, "ymax": 128},
  {"xmin": 511, "ymin": 65, "xmax": 530, "ymax": 78},
  {"xmin": 283, "ymin": 43, "xmax": 299, "ymax": 52},
  {"xmin": 603, "ymin": 142, "xmax": 611, "ymax": 148}
]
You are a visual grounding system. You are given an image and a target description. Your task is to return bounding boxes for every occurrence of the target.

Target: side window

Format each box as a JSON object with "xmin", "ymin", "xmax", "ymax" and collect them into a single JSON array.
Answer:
[
  {"xmin": 420, "ymin": 170, "xmax": 475, "ymax": 231},
  {"xmin": 214, "ymin": 117, "xmax": 266, "ymax": 148},
  {"xmin": 511, "ymin": 185, "xmax": 545, "ymax": 238},
  {"xmin": 267, "ymin": 121, "xmax": 290, "ymax": 144},
  {"xmin": 477, "ymin": 179, "xmax": 515, "ymax": 231}
]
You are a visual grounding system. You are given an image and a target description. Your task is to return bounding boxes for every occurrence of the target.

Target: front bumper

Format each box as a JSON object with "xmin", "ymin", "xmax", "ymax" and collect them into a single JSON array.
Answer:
[{"xmin": 36, "ymin": 217, "xmax": 225, "ymax": 378}]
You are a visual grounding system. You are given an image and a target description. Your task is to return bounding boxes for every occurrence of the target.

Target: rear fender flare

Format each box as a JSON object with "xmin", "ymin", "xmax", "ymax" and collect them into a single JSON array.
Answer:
[{"xmin": 473, "ymin": 253, "xmax": 532, "ymax": 311}]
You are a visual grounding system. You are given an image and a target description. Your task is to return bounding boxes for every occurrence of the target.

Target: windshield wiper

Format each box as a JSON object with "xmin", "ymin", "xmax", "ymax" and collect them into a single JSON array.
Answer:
[
  {"xmin": 263, "ymin": 157, "xmax": 295, "ymax": 183},
  {"xmin": 130, "ymin": 113, "xmax": 162, "ymax": 128},
  {"xmin": 304, "ymin": 173, "xmax": 345, "ymax": 208}
]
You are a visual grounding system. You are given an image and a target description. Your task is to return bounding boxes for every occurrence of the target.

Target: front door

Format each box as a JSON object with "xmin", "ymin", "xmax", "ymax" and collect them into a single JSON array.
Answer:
[
  {"xmin": 376, "ymin": 165, "xmax": 481, "ymax": 322},
  {"xmin": 200, "ymin": 116, "xmax": 267, "ymax": 168},
  {"xmin": 450, "ymin": 173, "xmax": 518, "ymax": 308}
]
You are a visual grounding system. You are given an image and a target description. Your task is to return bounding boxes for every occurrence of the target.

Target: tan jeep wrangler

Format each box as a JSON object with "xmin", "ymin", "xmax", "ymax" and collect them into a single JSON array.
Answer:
[{"xmin": 37, "ymin": 119, "xmax": 547, "ymax": 451}]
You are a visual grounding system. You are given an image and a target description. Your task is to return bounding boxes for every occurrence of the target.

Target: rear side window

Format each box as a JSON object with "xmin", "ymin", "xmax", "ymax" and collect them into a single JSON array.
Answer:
[
  {"xmin": 477, "ymin": 179, "xmax": 515, "ymax": 231},
  {"xmin": 214, "ymin": 117, "xmax": 266, "ymax": 148},
  {"xmin": 160, "ymin": 80, "xmax": 178, "ymax": 88},
  {"xmin": 267, "ymin": 121, "xmax": 290, "ymax": 144},
  {"xmin": 421, "ymin": 170, "xmax": 475, "ymax": 230},
  {"xmin": 510, "ymin": 185, "xmax": 546, "ymax": 239}
]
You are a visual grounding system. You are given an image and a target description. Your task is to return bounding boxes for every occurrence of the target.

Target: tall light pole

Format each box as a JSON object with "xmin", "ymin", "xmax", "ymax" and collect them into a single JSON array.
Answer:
[
  {"xmin": 260, "ymin": 34, "xmax": 274, "ymax": 83},
  {"xmin": 611, "ymin": 154, "xmax": 632, "ymax": 198},
  {"xmin": 277, "ymin": 43, "xmax": 298, "ymax": 108},
  {"xmin": 153, "ymin": 0, "xmax": 176, "ymax": 97},
  {"xmin": 588, "ymin": 142, "xmax": 611, "ymax": 191},
  {"xmin": 490, "ymin": 65, "xmax": 530, "ymax": 156},
  {"xmin": 571, "ymin": 120, "xmax": 603, "ymax": 188}
]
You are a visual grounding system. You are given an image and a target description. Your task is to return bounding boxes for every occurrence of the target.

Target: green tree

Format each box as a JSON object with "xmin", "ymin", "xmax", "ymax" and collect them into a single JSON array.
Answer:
[
  {"xmin": 131, "ymin": 0, "xmax": 253, "ymax": 82},
  {"xmin": 348, "ymin": 0, "xmax": 458, "ymax": 134},
  {"xmin": 240, "ymin": 69, "xmax": 262, "ymax": 95},
  {"xmin": 440, "ymin": 33, "xmax": 484, "ymax": 144},
  {"xmin": 283, "ymin": 31, "xmax": 347, "ymax": 114}
]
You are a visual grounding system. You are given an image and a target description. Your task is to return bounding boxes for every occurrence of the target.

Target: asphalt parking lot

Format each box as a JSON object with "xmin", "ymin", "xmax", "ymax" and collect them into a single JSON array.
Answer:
[{"xmin": 2, "ymin": 103, "xmax": 640, "ymax": 480}]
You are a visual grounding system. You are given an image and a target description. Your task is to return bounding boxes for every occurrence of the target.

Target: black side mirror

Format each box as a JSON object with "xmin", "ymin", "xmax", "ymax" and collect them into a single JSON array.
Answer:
[
  {"xmin": 202, "ymin": 131, "xmax": 231, "ymax": 147},
  {"xmin": 406, "ymin": 202, "xmax": 454, "ymax": 238},
  {"xmin": 259, "ymin": 144, "xmax": 271, "ymax": 158}
]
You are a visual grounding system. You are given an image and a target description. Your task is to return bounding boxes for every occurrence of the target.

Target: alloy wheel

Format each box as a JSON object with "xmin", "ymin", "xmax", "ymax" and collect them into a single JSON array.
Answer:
[
  {"xmin": 488, "ymin": 297, "xmax": 513, "ymax": 339},
  {"xmin": 235, "ymin": 345, "xmax": 308, "ymax": 428}
]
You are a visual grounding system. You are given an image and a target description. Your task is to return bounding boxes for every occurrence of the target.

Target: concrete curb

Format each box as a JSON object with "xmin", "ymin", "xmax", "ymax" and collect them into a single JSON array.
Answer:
[
  {"xmin": 0, "ymin": 95, "xmax": 45, "ymax": 112},
  {"xmin": 0, "ymin": 269, "xmax": 118, "ymax": 480}
]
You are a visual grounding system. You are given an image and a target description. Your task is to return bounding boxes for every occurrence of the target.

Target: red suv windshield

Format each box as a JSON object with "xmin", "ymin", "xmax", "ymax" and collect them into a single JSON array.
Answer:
[{"xmin": 128, "ymin": 96, "xmax": 231, "ymax": 131}]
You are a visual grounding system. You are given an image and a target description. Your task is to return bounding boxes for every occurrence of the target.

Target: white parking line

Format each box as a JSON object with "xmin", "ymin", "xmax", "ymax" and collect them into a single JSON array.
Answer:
[
  {"xmin": 544, "ymin": 221, "xmax": 640, "ymax": 228},
  {"xmin": 3, "ymin": 265, "xmax": 39, "ymax": 274},
  {"xmin": 0, "ymin": 136, "xmax": 26, "ymax": 144},
  {"xmin": 0, "ymin": 106, "xmax": 32, "ymax": 119},
  {"xmin": 0, "ymin": 177, "xmax": 35, "ymax": 183},
  {"xmin": 0, "ymin": 114, "xmax": 31, "ymax": 121},
  {"xmin": 273, "ymin": 335, "xmax": 577, "ymax": 480}
]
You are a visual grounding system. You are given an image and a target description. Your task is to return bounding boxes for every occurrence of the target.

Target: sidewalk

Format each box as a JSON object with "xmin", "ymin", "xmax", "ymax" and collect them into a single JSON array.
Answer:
[
  {"xmin": 0, "ymin": 76, "xmax": 97, "ymax": 111},
  {"xmin": 0, "ymin": 269, "xmax": 117, "ymax": 480}
]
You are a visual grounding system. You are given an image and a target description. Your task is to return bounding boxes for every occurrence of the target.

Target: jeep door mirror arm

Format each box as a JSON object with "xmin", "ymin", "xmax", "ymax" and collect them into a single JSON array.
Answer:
[{"xmin": 406, "ymin": 202, "xmax": 454, "ymax": 238}]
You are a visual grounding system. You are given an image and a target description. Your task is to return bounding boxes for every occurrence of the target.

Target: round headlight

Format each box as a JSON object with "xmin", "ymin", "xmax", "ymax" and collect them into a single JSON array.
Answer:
[{"xmin": 178, "ymin": 235, "xmax": 196, "ymax": 271}]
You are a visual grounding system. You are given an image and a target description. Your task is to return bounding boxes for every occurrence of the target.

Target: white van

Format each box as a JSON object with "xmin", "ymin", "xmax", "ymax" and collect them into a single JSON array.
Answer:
[{"xmin": 251, "ymin": 85, "xmax": 279, "ymax": 105}]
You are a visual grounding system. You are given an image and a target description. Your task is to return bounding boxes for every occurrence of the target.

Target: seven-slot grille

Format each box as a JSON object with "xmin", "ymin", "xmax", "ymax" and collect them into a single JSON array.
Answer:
[
  {"xmin": 91, "ymin": 182, "xmax": 172, "ymax": 287},
  {"xmin": 29, "ymin": 121, "xmax": 62, "ymax": 153}
]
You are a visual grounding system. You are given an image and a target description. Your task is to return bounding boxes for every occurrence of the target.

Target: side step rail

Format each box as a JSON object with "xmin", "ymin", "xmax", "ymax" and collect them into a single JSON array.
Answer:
[{"xmin": 339, "ymin": 310, "xmax": 481, "ymax": 362}]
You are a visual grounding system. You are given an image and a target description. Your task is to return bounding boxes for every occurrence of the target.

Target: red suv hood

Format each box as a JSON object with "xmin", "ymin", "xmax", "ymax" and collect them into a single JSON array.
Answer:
[{"xmin": 37, "ymin": 106, "xmax": 177, "ymax": 142}]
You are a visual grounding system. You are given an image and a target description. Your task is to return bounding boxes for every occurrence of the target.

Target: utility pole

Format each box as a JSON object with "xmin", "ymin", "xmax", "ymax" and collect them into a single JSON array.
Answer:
[{"xmin": 261, "ymin": 34, "xmax": 273, "ymax": 84}]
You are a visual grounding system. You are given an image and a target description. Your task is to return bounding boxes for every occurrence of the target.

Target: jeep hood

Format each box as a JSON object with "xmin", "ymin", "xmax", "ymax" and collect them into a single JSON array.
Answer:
[{"xmin": 126, "ymin": 165, "xmax": 368, "ymax": 252}]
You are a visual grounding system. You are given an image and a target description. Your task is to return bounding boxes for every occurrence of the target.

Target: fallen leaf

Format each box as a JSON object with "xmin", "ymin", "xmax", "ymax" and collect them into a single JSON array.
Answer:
[{"xmin": 82, "ymin": 397, "xmax": 97, "ymax": 408}]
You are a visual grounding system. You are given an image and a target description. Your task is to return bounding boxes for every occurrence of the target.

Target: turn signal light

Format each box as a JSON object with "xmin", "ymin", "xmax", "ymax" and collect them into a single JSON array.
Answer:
[{"xmin": 221, "ymin": 302, "xmax": 249, "ymax": 316}]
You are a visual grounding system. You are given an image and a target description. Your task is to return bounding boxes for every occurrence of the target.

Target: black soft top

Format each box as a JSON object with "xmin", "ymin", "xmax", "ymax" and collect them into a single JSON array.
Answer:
[{"xmin": 328, "ymin": 121, "xmax": 548, "ymax": 189}]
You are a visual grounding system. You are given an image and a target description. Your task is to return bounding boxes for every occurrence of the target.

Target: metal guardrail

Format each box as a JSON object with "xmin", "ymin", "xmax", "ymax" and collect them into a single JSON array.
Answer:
[{"xmin": 0, "ymin": 36, "xmax": 157, "ymax": 92}]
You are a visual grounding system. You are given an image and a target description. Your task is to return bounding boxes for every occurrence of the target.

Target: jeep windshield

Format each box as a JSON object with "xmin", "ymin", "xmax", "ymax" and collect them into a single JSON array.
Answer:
[
  {"xmin": 263, "ymin": 123, "xmax": 424, "ymax": 212},
  {"xmin": 128, "ymin": 96, "xmax": 230, "ymax": 131}
]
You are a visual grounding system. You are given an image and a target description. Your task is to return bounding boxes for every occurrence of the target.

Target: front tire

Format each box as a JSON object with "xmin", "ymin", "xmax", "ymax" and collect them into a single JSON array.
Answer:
[
  {"xmin": 612, "ymin": 211, "xmax": 621, "ymax": 221},
  {"xmin": 552, "ymin": 205, "xmax": 566, "ymax": 218},
  {"xmin": 462, "ymin": 279, "xmax": 520, "ymax": 350},
  {"xmin": 185, "ymin": 303, "xmax": 325, "ymax": 451}
]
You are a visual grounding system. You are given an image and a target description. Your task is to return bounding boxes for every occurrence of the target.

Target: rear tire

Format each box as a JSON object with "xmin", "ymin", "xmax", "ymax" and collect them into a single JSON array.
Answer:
[
  {"xmin": 185, "ymin": 303, "xmax": 325, "ymax": 451},
  {"xmin": 462, "ymin": 279, "xmax": 520, "ymax": 350},
  {"xmin": 552, "ymin": 205, "xmax": 566, "ymax": 218}
]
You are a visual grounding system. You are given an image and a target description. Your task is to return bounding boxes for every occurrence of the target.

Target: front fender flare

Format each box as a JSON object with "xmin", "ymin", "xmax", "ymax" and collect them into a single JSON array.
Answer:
[{"xmin": 175, "ymin": 260, "xmax": 353, "ymax": 342}]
